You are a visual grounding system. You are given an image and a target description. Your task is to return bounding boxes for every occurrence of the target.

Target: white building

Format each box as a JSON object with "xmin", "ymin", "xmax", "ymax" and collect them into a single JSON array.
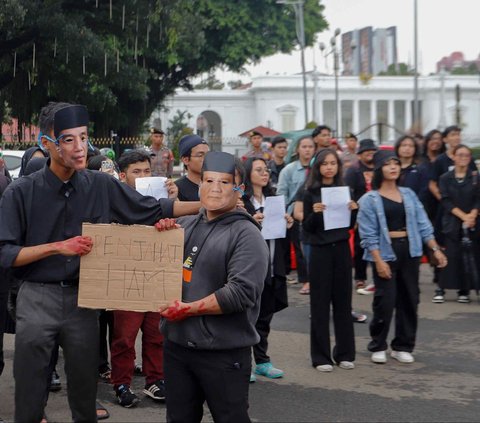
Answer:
[{"xmin": 153, "ymin": 74, "xmax": 480, "ymax": 156}]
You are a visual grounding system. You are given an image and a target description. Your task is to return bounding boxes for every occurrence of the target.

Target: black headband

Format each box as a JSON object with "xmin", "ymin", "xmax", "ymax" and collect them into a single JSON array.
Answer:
[{"xmin": 53, "ymin": 105, "xmax": 89, "ymax": 138}]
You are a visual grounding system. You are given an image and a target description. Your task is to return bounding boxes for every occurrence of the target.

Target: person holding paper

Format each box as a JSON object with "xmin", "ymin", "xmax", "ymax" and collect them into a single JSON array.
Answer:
[
  {"xmin": 0, "ymin": 102, "xmax": 200, "ymax": 422},
  {"xmin": 358, "ymin": 150, "xmax": 447, "ymax": 365},
  {"xmin": 158, "ymin": 152, "xmax": 269, "ymax": 423},
  {"xmin": 241, "ymin": 158, "xmax": 293, "ymax": 381},
  {"xmin": 277, "ymin": 136, "xmax": 315, "ymax": 295},
  {"xmin": 302, "ymin": 149, "xmax": 358, "ymax": 372}
]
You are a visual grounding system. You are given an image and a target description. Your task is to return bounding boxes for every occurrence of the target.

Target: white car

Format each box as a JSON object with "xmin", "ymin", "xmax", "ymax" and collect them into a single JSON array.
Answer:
[{"xmin": 2, "ymin": 150, "xmax": 25, "ymax": 180}]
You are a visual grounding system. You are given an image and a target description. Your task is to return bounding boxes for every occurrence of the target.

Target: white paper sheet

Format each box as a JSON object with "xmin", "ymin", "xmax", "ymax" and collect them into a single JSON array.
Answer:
[
  {"xmin": 321, "ymin": 186, "xmax": 351, "ymax": 230},
  {"xmin": 261, "ymin": 196, "xmax": 287, "ymax": 240},
  {"xmin": 135, "ymin": 177, "xmax": 168, "ymax": 200}
]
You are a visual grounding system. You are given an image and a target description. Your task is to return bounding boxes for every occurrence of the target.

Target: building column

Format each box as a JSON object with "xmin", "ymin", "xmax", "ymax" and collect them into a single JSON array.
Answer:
[
  {"xmin": 353, "ymin": 99, "xmax": 360, "ymax": 134},
  {"xmin": 405, "ymin": 100, "xmax": 412, "ymax": 131},
  {"xmin": 318, "ymin": 99, "xmax": 324, "ymax": 125},
  {"xmin": 388, "ymin": 100, "xmax": 395, "ymax": 141},
  {"xmin": 370, "ymin": 100, "xmax": 376, "ymax": 139},
  {"xmin": 338, "ymin": 100, "xmax": 343, "ymax": 138}
]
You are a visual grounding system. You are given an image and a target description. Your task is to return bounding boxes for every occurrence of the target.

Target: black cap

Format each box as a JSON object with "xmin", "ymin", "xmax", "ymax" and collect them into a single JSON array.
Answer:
[
  {"xmin": 202, "ymin": 151, "xmax": 236, "ymax": 177},
  {"xmin": 248, "ymin": 130, "xmax": 262, "ymax": 138},
  {"xmin": 53, "ymin": 104, "xmax": 89, "ymax": 138},
  {"xmin": 357, "ymin": 139, "xmax": 378, "ymax": 154},
  {"xmin": 373, "ymin": 150, "xmax": 400, "ymax": 170},
  {"xmin": 179, "ymin": 134, "xmax": 208, "ymax": 157},
  {"xmin": 150, "ymin": 127, "xmax": 165, "ymax": 135}
]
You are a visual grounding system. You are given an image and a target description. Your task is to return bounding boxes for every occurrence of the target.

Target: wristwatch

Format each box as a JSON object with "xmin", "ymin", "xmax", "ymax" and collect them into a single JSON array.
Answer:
[{"xmin": 431, "ymin": 246, "xmax": 440, "ymax": 252}]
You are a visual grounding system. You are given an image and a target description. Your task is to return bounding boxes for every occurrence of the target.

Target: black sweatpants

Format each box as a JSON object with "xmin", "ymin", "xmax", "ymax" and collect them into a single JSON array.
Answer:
[
  {"xmin": 353, "ymin": 228, "xmax": 368, "ymax": 281},
  {"xmin": 368, "ymin": 238, "xmax": 420, "ymax": 353},
  {"xmin": 164, "ymin": 340, "xmax": 251, "ymax": 423},
  {"xmin": 14, "ymin": 282, "xmax": 99, "ymax": 423},
  {"xmin": 309, "ymin": 241, "xmax": 355, "ymax": 367}
]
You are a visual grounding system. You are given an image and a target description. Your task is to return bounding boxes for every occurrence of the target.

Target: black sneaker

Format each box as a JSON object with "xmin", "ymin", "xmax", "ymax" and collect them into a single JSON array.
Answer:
[
  {"xmin": 115, "ymin": 384, "xmax": 140, "ymax": 408},
  {"xmin": 50, "ymin": 369, "xmax": 61, "ymax": 392},
  {"xmin": 143, "ymin": 380, "xmax": 166, "ymax": 401}
]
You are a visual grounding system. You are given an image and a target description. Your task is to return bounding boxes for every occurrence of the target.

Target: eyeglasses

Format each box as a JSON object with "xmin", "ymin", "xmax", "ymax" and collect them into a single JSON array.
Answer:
[
  {"xmin": 190, "ymin": 153, "xmax": 207, "ymax": 158},
  {"xmin": 253, "ymin": 168, "xmax": 271, "ymax": 175}
]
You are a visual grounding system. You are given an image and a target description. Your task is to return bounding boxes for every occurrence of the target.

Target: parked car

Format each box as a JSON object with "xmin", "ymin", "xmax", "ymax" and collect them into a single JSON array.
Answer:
[{"xmin": 2, "ymin": 150, "xmax": 25, "ymax": 179}]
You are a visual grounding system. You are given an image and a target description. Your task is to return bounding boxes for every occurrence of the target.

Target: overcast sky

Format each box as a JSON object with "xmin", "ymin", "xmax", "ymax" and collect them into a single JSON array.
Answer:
[{"xmin": 217, "ymin": 0, "xmax": 479, "ymax": 82}]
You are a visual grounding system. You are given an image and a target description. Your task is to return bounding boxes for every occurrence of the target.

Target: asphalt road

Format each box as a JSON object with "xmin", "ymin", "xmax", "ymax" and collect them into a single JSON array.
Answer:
[{"xmin": 1, "ymin": 264, "xmax": 479, "ymax": 422}]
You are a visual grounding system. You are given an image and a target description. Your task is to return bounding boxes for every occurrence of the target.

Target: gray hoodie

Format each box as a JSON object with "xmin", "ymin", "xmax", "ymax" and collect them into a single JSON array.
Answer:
[{"xmin": 161, "ymin": 209, "xmax": 269, "ymax": 350}]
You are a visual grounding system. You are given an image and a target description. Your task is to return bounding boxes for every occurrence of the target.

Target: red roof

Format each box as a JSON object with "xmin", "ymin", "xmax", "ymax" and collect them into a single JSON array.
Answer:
[{"xmin": 238, "ymin": 126, "xmax": 281, "ymax": 138}]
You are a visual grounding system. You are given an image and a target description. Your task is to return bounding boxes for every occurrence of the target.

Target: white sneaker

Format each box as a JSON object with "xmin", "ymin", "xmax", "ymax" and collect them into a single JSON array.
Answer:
[
  {"xmin": 371, "ymin": 350, "xmax": 387, "ymax": 364},
  {"xmin": 339, "ymin": 361, "xmax": 355, "ymax": 370},
  {"xmin": 391, "ymin": 350, "xmax": 415, "ymax": 363},
  {"xmin": 357, "ymin": 284, "xmax": 375, "ymax": 295},
  {"xmin": 315, "ymin": 364, "xmax": 333, "ymax": 372}
]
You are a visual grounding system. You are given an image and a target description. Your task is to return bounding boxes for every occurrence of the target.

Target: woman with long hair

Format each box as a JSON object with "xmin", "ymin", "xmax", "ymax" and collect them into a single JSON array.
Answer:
[
  {"xmin": 358, "ymin": 150, "xmax": 447, "ymax": 364},
  {"xmin": 394, "ymin": 135, "xmax": 428, "ymax": 195},
  {"xmin": 435, "ymin": 144, "xmax": 480, "ymax": 303},
  {"xmin": 302, "ymin": 149, "xmax": 357, "ymax": 371},
  {"xmin": 241, "ymin": 158, "xmax": 293, "ymax": 380}
]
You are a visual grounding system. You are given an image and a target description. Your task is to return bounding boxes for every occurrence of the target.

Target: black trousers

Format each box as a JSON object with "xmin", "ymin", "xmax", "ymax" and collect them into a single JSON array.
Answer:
[
  {"xmin": 368, "ymin": 238, "xmax": 420, "ymax": 353},
  {"xmin": 353, "ymin": 228, "xmax": 368, "ymax": 281},
  {"xmin": 14, "ymin": 282, "xmax": 99, "ymax": 423},
  {"xmin": 289, "ymin": 222, "xmax": 308, "ymax": 283},
  {"xmin": 0, "ymin": 288, "xmax": 7, "ymax": 376},
  {"xmin": 98, "ymin": 310, "xmax": 114, "ymax": 370},
  {"xmin": 164, "ymin": 340, "xmax": 251, "ymax": 423},
  {"xmin": 253, "ymin": 308, "xmax": 274, "ymax": 365},
  {"xmin": 309, "ymin": 241, "xmax": 355, "ymax": 366}
]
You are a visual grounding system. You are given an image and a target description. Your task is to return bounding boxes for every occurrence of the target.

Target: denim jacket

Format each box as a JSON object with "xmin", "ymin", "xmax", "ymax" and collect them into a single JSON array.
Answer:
[
  {"xmin": 358, "ymin": 187, "xmax": 434, "ymax": 262},
  {"xmin": 276, "ymin": 160, "xmax": 307, "ymax": 214}
]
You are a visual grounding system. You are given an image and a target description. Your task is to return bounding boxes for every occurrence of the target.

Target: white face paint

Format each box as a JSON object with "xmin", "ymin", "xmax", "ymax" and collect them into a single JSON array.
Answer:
[{"xmin": 50, "ymin": 126, "xmax": 89, "ymax": 171}]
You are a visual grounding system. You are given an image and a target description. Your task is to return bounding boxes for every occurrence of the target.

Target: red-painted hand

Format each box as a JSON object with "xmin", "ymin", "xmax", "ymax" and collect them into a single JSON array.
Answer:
[
  {"xmin": 159, "ymin": 300, "xmax": 192, "ymax": 322},
  {"xmin": 155, "ymin": 218, "xmax": 181, "ymax": 231},
  {"xmin": 54, "ymin": 236, "xmax": 93, "ymax": 256}
]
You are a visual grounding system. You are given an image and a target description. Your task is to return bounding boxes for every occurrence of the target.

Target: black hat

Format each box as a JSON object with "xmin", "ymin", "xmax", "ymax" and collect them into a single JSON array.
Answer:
[
  {"xmin": 248, "ymin": 130, "xmax": 262, "ymax": 138},
  {"xmin": 150, "ymin": 127, "xmax": 165, "ymax": 135},
  {"xmin": 202, "ymin": 151, "xmax": 236, "ymax": 177},
  {"xmin": 357, "ymin": 139, "xmax": 378, "ymax": 154},
  {"xmin": 373, "ymin": 150, "xmax": 400, "ymax": 170},
  {"xmin": 53, "ymin": 104, "xmax": 89, "ymax": 138},
  {"xmin": 179, "ymin": 134, "xmax": 208, "ymax": 157}
]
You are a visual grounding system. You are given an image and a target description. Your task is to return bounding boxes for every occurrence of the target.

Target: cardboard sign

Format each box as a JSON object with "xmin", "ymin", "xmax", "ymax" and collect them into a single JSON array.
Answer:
[{"xmin": 78, "ymin": 223, "xmax": 184, "ymax": 312}]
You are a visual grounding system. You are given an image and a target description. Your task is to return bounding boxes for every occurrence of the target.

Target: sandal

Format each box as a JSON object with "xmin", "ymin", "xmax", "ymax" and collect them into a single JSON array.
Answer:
[
  {"xmin": 299, "ymin": 287, "xmax": 310, "ymax": 295},
  {"xmin": 98, "ymin": 366, "xmax": 111, "ymax": 382},
  {"xmin": 96, "ymin": 401, "xmax": 110, "ymax": 420}
]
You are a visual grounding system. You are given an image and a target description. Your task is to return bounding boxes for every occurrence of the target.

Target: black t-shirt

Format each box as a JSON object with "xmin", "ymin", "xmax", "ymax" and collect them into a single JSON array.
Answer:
[
  {"xmin": 175, "ymin": 175, "xmax": 200, "ymax": 201},
  {"xmin": 381, "ymin": 196, "xmax": 406, "ymax": 231}
]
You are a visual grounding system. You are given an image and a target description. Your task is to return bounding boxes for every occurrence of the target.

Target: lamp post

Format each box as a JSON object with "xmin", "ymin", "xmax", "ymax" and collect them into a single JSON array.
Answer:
[
  {"xmin": 413, "ymin": 0, "xmax": 419, "ymax": 126},
  {"xmin": 277, "ymin": 0, "xmax": 308, "ymax": 126},
  {"xmin": 320, "ymin": 28, "xmax": 342, "ymax": 138}
]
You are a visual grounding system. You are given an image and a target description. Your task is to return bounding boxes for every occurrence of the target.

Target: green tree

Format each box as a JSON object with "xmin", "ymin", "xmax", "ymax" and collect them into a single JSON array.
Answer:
[
  {"xmin": 450, "ymin": 63, "xmax": 479, "ymax": 75},
  {"xmin": 378, "ymin": 63, "xmax": 414, "ymax": 76},
  {"xmin": 194, "ymin": 73, "xmax": 225, "ymax": 90},
  {"xmin": 167, "ymin": 109, "xmax": 193, "ymax": 163},
  {"xmin": 0, "ymin": 0, "xmax": 327, "ymax": 137}
]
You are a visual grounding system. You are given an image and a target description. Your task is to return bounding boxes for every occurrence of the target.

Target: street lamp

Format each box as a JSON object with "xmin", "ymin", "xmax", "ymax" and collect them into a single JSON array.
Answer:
[
  {"xmin": 320, "ymin": 28, "xmax": 342, "ymax": 138},
  {"xmin": 277, "ymin": 0, "xmax": 308, "ymax": 126}
]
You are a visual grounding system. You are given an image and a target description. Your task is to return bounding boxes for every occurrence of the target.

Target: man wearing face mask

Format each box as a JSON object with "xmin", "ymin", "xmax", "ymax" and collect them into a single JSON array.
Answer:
[
  {"xmin": 158, "ymin": 152, "xmax": 269, "ymax": 423},
  {"xmin": 0, "ymin": 102, "xmax": 200, "ymax": 423}
]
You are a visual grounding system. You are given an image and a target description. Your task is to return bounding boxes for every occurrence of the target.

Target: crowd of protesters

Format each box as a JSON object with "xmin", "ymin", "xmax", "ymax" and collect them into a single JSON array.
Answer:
[{"xmin": 0, "ymin": 100, "xmax": 478, "ymax": 423}]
